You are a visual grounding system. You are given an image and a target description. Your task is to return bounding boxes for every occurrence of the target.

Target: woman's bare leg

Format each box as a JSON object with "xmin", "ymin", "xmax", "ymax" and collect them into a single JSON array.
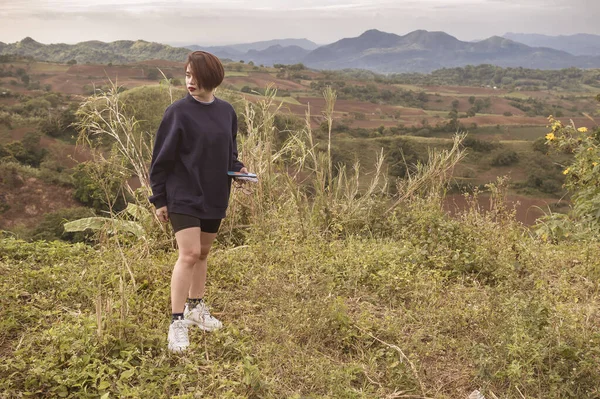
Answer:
[
  {"xmin": 188, "ymin": 231, "xmax": 218, "ymax": 299},
  {"xmin": 171, "ymin": 227, "xmax": 202, "ymax": 314}
]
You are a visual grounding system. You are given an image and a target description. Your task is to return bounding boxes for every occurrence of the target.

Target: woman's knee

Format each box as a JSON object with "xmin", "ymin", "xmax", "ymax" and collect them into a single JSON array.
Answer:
[
  {"xmin": 178, "ymin": 248, "xmax": 201, "ymax": 265},
  {"xmin": 198, "ymin": 247, "xmax": 211, "ymax": 261}
]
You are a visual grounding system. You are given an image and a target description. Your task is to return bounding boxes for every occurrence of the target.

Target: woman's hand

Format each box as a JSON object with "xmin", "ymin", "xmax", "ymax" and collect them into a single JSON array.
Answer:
[
  {"xmin": 156, "ymin": 206, "xmax": 169, "ymax": 223},
  {"xmin": 239, "ymin": 167, "xmax": 249, "ymax": 174}
]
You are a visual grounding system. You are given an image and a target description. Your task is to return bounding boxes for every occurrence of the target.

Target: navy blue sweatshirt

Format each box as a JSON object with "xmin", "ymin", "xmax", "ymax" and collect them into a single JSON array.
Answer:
[{"xmin": 148, "ymin": 94, "xmax": 244, "ymax": 219}]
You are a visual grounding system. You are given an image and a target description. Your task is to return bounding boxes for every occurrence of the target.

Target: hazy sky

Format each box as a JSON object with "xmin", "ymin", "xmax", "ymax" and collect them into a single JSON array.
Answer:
[{"xmin": 1, "ymin": 0, "xmax": 599, "ymax": 46}]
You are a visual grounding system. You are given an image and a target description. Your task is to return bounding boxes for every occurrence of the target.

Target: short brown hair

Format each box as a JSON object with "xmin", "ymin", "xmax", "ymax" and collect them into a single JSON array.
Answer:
[{"xmin": 185, "ymin": 51, "xmax": 224, "ymax": 91}]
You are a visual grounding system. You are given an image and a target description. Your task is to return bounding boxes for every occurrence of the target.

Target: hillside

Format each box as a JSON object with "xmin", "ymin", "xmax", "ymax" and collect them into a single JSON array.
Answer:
[
  {"xmin": 245, "ymin": 45, "xmax": 310, "ymax": 65},
  {"xmin": 0, "ymin": 37, "xmax": 190, "ymax": 64},
  {"xmin": 188, "ymin": 38, "xmax": 320, "ymax": 53},
  {"xmin": 1, "ymin": 87, "xmax": 599, "ymax": 397},
  {"xmin": 503, "ymin": 32, "xmax": 600, "ymax": 56},
  {"xmin": 0, "ymin": 56, "xmax": 598, "ymax": 233}
]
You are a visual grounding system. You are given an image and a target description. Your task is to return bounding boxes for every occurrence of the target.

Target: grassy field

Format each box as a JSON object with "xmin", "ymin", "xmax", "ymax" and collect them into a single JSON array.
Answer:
[
  {"xmin": 224, "ymin": 71, "xmax": 250, "ymax": 77},
  {"xmin": 471, "ymin": 125, "xmax": 549, "ymax": 141},
  {"xmin": 28, "ymin": 63, "xmax": 70, "ymax": 73},
  {"xmin": 1, "ymin": 65, "xmax": 599, "ymax": 398},
  {"xmin": 1, "ymin": 175, "xmax": 599, "ymax": 398}
]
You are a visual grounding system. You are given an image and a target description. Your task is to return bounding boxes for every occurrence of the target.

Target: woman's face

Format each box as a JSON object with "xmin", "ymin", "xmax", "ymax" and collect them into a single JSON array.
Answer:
[{"xmin": 185, "ymin": 65, "xmax": 205, "ymax": 95}]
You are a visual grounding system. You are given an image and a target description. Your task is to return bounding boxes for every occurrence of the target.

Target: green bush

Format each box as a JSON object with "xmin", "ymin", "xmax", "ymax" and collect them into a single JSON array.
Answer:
[
  {"xmin": 462, "ymin": 136, "xmax": 499, "ymax": 152},
  {"xmin": 537, "ymin": 118, "xmax": 600, "ymax": 239},
  {"xmin": 30, "ymin": 207, "xmax": 96, "ymax": 242},
  {"xmin": 532, "ymin": 137, "xmax": 549, "ymax": 153},
  {"xmin": 523, "ymin": 155, "xmax": 564, "ymax": 194},
  {"xmin": 387, "ymin": 139, "xmax": 422, "ymax": 177},
  {"xmin": 490, "ymin": 149, "xmax": 519, "ymax": 166},
  {"xmin": 3, "ymin": 132, "xmax": 48, "ymax": 167},
  {"xmin": 39, "ymin": 103, "xmax": 78, "ymax": 139},
  {"xmin": 72, "ymin": 161, "xmax": 129, "ymax": 213},
  {"xmin": 0, "ymin": 162, "xmax": 25, "ymax": 189}
]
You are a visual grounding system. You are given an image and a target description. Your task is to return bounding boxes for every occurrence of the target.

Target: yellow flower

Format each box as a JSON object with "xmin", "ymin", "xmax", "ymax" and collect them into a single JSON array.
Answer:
[
  {"xmin": 588, "ymin": 147, "xmax": 594, "ymax": 151},
  {"xmin": 545, "ymin": 132, "xmax": 555, "ymax": 141},
  {"xmin": 578, "ymin": 127, "xmax": 588, "ymax": 133},
  {"xmin": 593, "ymin": 162, "xmax": 598, "ymax": 167},
  {"xmin": 563, "ymin": 168, "xmax": 570, "ymax": 175}
]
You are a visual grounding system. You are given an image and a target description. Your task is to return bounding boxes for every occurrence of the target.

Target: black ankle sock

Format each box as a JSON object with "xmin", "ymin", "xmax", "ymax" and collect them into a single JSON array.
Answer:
[
  {"xmin": 187, "ymin": 298, "xmax": 203, "ymax": 308},
  {"xmin": 171, "ymin": 313, "xmax": 184, "ymax": 323}
]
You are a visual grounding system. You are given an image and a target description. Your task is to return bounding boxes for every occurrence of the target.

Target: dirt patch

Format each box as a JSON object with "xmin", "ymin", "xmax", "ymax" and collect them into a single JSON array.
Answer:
[
  {"xmin": 0, "ymin": 127, "xmax": 91, "ymax": 166},
  {"xmin": 0, "ymin": 97, "xmax": 18, "ymax": 107},
  {"xmin": 226, "ymin": 73, "xmax": 306, "ymax": 91},
  {"xmin": 0, "ymin": 176, "xmax": 80, "ymax": 230},
  {"xmin": 0, "ymin": 127, "xmax": 36, "ymax": 143},
  {"xmin": 426, "ymin": 85, "xmax": 504, "ymax": 96},
  {"xmin": 350, "ymin": 119, "xmax": 402, "ymax": 129},
  {"xmin": 66, "ymin": 64, "xmax": 146, "ymax": 79},
  {"xmin": 444, "ymin": 193, "xmax": 557, "ymax": 225},
  {"xmin": 131, "ymin": 60, "xmax": 184, "ymax": 68}
]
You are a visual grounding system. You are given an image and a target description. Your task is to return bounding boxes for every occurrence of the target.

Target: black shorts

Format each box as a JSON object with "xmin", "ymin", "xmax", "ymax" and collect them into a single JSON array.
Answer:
[{"xmin": 169, "ymin": 213, "xmax": 222, "ymax": 234}]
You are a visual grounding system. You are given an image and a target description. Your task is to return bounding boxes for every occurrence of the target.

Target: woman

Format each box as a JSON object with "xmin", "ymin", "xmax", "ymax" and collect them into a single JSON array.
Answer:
[{"xmin": 149, "ymin": 51, "xmax": 249, "ymax": 352}]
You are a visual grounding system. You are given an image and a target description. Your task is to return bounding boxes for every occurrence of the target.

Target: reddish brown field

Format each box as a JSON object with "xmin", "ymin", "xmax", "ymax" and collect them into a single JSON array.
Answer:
[
  {"xmin": 227, "ymin": 73, "xmax": 306, "ymax": 91},
  {"xmin": 424, "ymin": 95, "xmax": 529, "ymax": 116},
  {"xmin": 0, "ymin": 176, "xmax": 81, "ymax": 230},
  {"xmin": 134, "ymin": 59, "xmax": 184, "ymax": 68},
  {"xmin": 444, "ymin": 193, "xmax": 556, "ymax": 225},
  {"xmin": 427, "ymin": 85, "xmax": 503, "ymax": 95},
  {"xmin": 464, "ymin": 115, "xmax": 548, "ymax": 126},
  {"xmin": 0, "ymin": 127, "xmax": 36, "ymax": 143},
  {"xmin": 0, "ymin": 97, "xmax": 18, "ymax": 106}
]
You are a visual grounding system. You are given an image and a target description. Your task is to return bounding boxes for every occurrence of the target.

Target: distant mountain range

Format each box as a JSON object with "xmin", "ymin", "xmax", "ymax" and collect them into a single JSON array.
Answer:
[
  {"xmin": 0, "ymin": 37, "xmax": 190, "ymax": 64},
  {"xmin": 503, "ymin": 33, "xmax": 600, "ymax": 56},
  {"xmin": 187, "ymin": 38, "xmax": 319, "ymax": 54},
  {"xmin": 200, "ymin": 30, "xmax": 600, "ymax": 73},
  {"xmin": 298, "ymin": 29, "xmax": 600, "ymax": 73},
  {"xmin": 2, "ymin": 31, "xmax": 600, "ymax": 73}
]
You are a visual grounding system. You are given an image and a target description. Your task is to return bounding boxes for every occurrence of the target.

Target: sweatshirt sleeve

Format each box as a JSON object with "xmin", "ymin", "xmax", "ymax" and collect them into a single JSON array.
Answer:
[
  {"xmin": 231, "ymin": 110, "xmax": 245, "ymax": 172},
  {"xmin": 149, "ymin": 107, "xmax": 180, "ymax": 208}
]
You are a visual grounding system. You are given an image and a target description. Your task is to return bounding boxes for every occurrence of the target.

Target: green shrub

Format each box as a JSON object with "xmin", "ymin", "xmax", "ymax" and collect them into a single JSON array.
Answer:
[
  {"xmin": 462, "ymin": 136, "xmax": 499, "ymax": 152},
  {"xmin": 490, "ymin": 149, "xmax": 519, "ymax": 166},
  {"xmin": 532, "ymin": 136, "xmax": 549, "ymax": 153},
  {"xmin": 537, "ymin": 118, "xmax": 600, "ymax": 240},
  {"xmin": 3, "ymin": 132, "xmax": 48, "ymax": 167},
  {"xmin": 387, "ymin": 139, "xmax": 422, "ymax": 177},
  {"xmin": 72, "ymin": 161, "xmax": 129, "ymax": 213},
  {"xmin": 30, "ymin": 207, "xmax": 96, "ymax": 242},
  {"xmin": 0, "ymin": 162, "xmax": 25, "ymax": 189}
]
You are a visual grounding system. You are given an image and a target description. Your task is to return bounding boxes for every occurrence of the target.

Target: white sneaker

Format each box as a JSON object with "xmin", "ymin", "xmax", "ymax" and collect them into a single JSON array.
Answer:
[
  {"xmin": 184, "ymin": 301, "xmax": 223, "ymax": 331},
  {"xmin": 168, "ymin": 319, "xmax": 189, "ymax": 353}
]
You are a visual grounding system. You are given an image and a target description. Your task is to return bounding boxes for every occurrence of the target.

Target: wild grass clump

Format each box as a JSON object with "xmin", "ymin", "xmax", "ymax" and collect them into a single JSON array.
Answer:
[{"xmin": 1, "ymin": 86, "xmax": 599, "ymax": 398}]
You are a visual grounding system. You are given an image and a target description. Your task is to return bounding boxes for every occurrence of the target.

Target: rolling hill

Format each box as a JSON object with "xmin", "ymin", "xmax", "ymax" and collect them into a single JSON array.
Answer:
[
  {"xmin": 503, "ymin": 32, "xmax": 600, "ymax": 56},
  {"xmin": 0, "ymin": 37, "xmax": 190, "ymax": 64},
  {"xmin": 187, "ymin": 38, "xmax": 319, "ymax": 53}
]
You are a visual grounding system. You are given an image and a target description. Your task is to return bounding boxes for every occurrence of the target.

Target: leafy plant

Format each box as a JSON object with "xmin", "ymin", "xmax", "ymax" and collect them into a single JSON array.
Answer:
[{"xmin": 535, "ymin": 114, "xmax": 600, "ymax": 240}]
